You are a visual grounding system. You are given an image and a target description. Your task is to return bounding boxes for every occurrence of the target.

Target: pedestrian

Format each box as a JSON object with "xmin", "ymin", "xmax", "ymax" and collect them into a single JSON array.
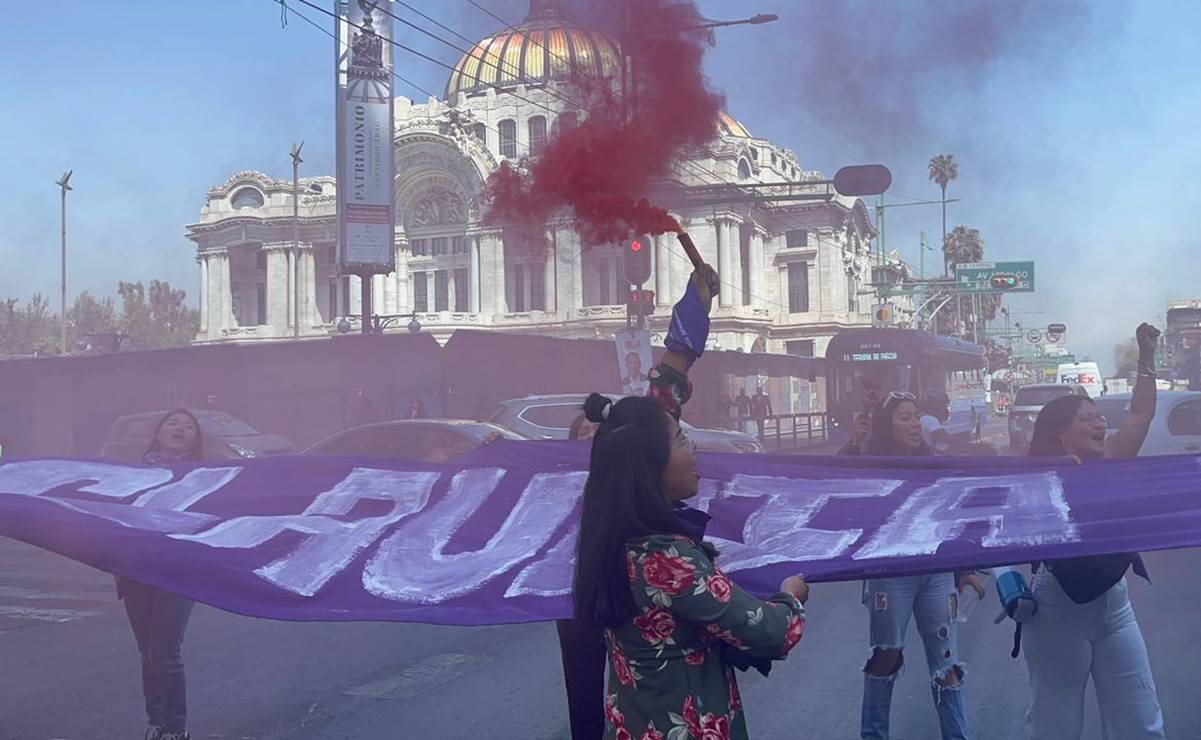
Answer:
[
  {"xmin": 1022, "ymin": 324, "xmax": 1165, "ymax": 739},
  {"xmin": 118, "ymin": 409, "xmax": 203, "ymax": 740},
  {"xmin": 574, "ymin": 390, "xmax": 808, "ymax": 740},
  {"xmin": 750, "ymin": 386, "xmax": 772, "ymax": 441},
  {"xmin": 407, "ymin": 397, "xmax": 427, "ymax": 419},
  {"xmin": 919, "ymin": 391, "xmax": 953, "ymax": 455},
  {"xmin": 717, "ymin": 392, "xmax": 734, "ymax": 430},
  {"xmin": 846, "ymin": 392, "xmax": 982, "ymax": 740},
  {"xmin": 734, "ymin": 388, "xmax": 750, "ymax": 434}
]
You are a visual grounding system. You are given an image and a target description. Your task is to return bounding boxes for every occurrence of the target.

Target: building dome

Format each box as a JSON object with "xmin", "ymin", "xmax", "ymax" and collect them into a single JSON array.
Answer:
[
  {"xmin": 445, "ymin": 0, "xmax": 621, "ymax": 99},
  {"xmin": 716, "ymin": 111, "xmax": 753, "ymax": 138}
]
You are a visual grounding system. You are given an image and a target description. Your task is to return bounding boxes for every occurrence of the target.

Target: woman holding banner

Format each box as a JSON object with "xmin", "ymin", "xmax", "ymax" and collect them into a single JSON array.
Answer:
[
  {"xmin": 1023, "ymin": 323, "xmax": 1165, "ymax": 739},
  {"xmin": 569, "ymin": 247, "xmax": 809, "ymax": 740},
  {"xmin": 117, "ymin": 409, "xmax": 204, "ymax": 740},
  {"xmin": 849, "ymin": 392, "xmax": 983, "ymax": 740}
]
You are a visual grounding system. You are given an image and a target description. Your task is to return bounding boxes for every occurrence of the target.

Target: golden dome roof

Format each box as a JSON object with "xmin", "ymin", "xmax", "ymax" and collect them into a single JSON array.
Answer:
[
  {"xmin": 716, "ymin": 111, "xmax": 753, "ymax": 138},
  {"xmin": 445, "ymin": 1, "xmax": 621, "ymax": 99}
]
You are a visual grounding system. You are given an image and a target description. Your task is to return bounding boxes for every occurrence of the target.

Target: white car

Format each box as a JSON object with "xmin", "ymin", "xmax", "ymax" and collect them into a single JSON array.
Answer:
[{"xmin": 1093, "ymin": 391, "xmax": 1201, "ymax": 456}]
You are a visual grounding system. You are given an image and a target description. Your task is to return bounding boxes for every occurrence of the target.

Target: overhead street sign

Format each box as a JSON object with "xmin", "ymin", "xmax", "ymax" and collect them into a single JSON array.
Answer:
[{"xmin": 955, "ymin": 261, "xmax": 1035, "ymax": 293}]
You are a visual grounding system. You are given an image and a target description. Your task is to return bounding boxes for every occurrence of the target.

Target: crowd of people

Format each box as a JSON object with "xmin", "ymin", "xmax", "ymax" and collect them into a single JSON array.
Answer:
[{"xmin": 103, "ymin": 260, "xmax": 1166, "ymax": 740}]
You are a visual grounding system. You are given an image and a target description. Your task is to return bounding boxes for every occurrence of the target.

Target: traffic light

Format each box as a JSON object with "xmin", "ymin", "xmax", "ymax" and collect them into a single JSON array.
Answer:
[
  {"xmin": 627, "ymin": 289, "xmax": 655, "ymax": 317},
  {"xmin": 624, "ymin": 234, "xmax": 652, "ymax": 286},
  {"xmin": 990, "ymin": 273, "xmax": 1019, "ymax": 290}
]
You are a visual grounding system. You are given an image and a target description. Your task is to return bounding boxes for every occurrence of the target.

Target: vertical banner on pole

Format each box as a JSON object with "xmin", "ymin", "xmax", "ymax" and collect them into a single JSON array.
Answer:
[
  {"xmin": 615, "ymin": 329, "xmax": 653, "ymax": 396},
  {"xmin": 336, "ymin": 1, "xmax": 396, "ymax": 277}
]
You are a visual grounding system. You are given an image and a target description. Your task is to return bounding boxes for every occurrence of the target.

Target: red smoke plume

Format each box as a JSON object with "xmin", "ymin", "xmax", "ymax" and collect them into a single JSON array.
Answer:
[{"xmin": 485, "ymin": 0, "xmax": 724, "ymax": 249}]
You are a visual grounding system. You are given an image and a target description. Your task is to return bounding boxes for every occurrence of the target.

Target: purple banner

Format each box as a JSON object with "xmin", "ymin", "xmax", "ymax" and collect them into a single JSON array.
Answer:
[{"xmin": 1, "ymin": 442, "xmax": 1200, "ymax": 625}]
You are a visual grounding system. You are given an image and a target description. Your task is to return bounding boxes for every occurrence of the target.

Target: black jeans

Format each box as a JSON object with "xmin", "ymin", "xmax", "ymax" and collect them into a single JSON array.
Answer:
[
  {"xmin": 120, "ymin": 579, "xmax": 194, "ymax": 733},
  {"xmin": 555, "ymin": 617, "xmax": 607, "ymax": 740}
]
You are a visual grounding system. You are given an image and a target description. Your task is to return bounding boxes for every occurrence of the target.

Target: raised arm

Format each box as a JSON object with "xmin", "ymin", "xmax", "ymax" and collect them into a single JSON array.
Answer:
[
  {"xmin": 1106, "ymin": 323, "xmax": 1161, "ymax": 459},
  {"xmin": 648, "ymin": 243, "xmax": 719, "ymax": 418}
]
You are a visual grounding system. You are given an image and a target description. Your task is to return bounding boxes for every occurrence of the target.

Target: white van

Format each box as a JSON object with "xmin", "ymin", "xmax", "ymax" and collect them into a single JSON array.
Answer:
[{"xmin": 1057, "ymin": 362, "xmax": 1104, "ymax": 398}]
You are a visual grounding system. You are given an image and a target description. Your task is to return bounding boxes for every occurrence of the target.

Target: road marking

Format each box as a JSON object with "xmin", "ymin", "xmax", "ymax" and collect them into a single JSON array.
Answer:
[
  {"xmin": 0, "ymin": 606, "xmax": 102, "ymax": 623},
  {"xmin": 344, "ymin": 652, "xmax": 486, "ymax": 699}
]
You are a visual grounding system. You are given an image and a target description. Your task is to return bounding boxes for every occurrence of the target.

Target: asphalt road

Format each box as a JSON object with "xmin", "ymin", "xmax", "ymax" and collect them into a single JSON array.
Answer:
[{"xmin": 2, "ymin": 532, "xmax": 1199, "ymax": 740}]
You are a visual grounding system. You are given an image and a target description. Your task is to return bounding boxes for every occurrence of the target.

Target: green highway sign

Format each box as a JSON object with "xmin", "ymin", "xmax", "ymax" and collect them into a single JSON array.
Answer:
[{"xmin": 955, "ymin": 261, "xmax": 1035, "ymax": 293}]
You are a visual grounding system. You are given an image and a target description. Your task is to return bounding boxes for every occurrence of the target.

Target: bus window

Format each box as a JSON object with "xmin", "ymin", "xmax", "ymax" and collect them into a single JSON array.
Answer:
[{"xmin": 834, "ymin": 363, "xmax": 915, "ymax": 413}]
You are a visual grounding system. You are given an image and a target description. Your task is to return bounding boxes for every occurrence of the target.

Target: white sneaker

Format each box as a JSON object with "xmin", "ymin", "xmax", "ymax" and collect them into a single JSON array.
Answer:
[{"xmin": 144, "ymin": 726, "xmax": 164, "ymax": 740}]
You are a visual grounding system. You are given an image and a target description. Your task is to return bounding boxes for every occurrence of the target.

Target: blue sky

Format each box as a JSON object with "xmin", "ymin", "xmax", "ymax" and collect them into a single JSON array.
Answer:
[{"xmin": 1, "ymin": 0, "xmax": 1198, "ymax": 371}]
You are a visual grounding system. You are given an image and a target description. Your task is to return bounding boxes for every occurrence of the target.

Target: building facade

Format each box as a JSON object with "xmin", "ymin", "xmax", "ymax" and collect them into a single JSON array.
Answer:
[{"xmin": 185, "ymin": 1, "xmax": 877, "ymax": 358}]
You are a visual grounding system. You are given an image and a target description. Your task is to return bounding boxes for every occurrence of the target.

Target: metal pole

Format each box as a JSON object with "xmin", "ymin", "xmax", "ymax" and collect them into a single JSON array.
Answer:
[
  {"xmin": 291, "ymin": 142, "xmax": 304, "ymax": 340},
  {"xmin": 55, "ymin": 170, "xmax": 73, "ymax": 355},
  {"xmin": 60, "ymin": 185, "xmax": 67, "ymax": 354}
]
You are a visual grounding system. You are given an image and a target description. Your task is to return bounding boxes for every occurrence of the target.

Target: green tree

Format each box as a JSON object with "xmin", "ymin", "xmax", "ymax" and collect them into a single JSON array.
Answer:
[
  {"xmin": 67, "ymin": 291, "xmax": 117, "ymax": 350},
  {"xmin": 118, "ymin": 280, "xmax": 200, "ymax": 350},
  {"xmin": 927, "ymin": 153, "xmax": 958, "ymax": 273},
  {"xmin": 0, "ymin": 294, "xmax": 59, "ymax": 357},
  {"xmin": 1113, "ymin": 337, "xmax": 1140, "ymax": 378}
]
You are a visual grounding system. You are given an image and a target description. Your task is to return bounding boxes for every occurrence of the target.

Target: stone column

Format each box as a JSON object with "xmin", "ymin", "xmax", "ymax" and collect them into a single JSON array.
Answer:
[
  {"xmin": 492, "ymin": 231, "xmax": 508, "ymax": 313},
  {"xmin": 469, "ymin": 234, "xmax": 481, "ymax": 313},
  {"xmin": 725, "ymin": 220, "xmax": 743, "ymax": 307},
  {"xmin": 654, "ymin": 233, "xmax": 671, "ymax": 306},
  {"xmin": 716, "ymin": 219, "xmax": 733, "ymax": 308},
  {"xmin": 395, "ymin": 237, "xmax": 410, "ymax": 315},
  {"xmin": 747, "ymin": 228, "xmax": 764, "ymax": 309},
  {"xmin": 564, "ymin": 228, "xmax": 584, "ymax": 311},
  {"xmin": 207, "ymin": 248, "xmax": 235, "ymax": 333},
  {"xmin": 198, "ymin": 255, "xmax": 209, "ymax": 334},
  {"xmin": 263, "ymin": 243, "xmax": 291, "ymax": 330},
  {"xmin": 298, "ymin": 244, "xmax": 318, "ymax": 330},
  {"xmin": 543, "ymin": 250, "xmax": 555, "ymax": 312},
  {"xmin": 372, "ymin": 273, "xmax": 386, "ymax": 315}
]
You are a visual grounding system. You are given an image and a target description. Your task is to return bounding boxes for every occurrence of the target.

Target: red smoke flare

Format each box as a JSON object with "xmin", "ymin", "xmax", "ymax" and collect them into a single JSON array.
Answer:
[{"xmin": 485, "ymin": 0, "xmax": 724, "ymax": 251}]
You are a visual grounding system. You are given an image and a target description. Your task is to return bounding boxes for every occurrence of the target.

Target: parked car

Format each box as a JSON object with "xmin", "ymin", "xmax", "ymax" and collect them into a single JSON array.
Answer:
[
  {"xmin": 1094, "ymin": 391, "xmax": 1201, "ymax": 456},
  {"xmin": 1008, "ymin": 384, "xmax": 1089, "ymax": 452},
  {"xmin": 488, "ymin": 394, "xmax": 766, "ymax": 453},
  {"xmin": 303, "ymin": 419, "xmax": 526, "ymax": 463},
  {"xmin": 101, "ymin": 409, "xmax": 293, "ymax": 461}
]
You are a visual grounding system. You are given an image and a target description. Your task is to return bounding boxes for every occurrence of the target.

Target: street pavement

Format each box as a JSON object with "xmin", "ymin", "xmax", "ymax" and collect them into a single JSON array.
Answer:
[{"xmin": 2, "ymin": 533, "xmax": 1199, "ymax": 740}]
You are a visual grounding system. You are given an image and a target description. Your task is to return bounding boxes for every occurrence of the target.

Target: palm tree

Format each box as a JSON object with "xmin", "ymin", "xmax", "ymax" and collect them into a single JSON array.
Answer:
[
  {"xmin": 936, "ymin": 225, "xmax": 984, "ymax": 337},
  {"xmin": 928, "ymin": 154, "xmax": 958, "ymax": 273}
]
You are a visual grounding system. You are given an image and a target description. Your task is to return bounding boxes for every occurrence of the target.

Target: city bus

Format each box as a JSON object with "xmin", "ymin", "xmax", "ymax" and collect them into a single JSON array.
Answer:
[{"xmin": 825, "ymin": 328, "xmax": 988, "ymax": 439}]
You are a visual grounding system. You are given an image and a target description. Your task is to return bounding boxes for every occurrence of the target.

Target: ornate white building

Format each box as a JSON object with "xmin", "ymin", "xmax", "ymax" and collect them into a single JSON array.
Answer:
[{"xmin": 185, "ymin": 0, "xmax": 877, "ymax": 358}]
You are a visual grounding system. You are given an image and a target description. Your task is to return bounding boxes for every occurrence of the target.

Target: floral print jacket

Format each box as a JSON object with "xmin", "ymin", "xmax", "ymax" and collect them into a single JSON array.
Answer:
[{"xmin": 603, "ymin": 535, "xmax": 805, "ymax": 740}]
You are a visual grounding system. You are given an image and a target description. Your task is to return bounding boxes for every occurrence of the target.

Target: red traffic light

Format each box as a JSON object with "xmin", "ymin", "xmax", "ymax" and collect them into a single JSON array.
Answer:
[
  {"xmin": 630, "ymin": 240, "xmax": 643, "ymax": 252},
  {"xmin": 624, "ymin": 234, "xmax": 653, "ymax": 285}
]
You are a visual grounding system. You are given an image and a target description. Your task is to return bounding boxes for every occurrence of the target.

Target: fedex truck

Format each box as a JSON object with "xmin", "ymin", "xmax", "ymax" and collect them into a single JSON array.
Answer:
[{"xmin": 1058, "ymin": 361, "xmax": 1104, "ymax": 398}]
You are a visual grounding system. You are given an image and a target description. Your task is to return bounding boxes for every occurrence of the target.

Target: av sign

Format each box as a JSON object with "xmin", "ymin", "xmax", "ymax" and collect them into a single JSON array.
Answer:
[{"xmin": 955, "ymin": 262, "xmax": 1035, "ymax": 293}]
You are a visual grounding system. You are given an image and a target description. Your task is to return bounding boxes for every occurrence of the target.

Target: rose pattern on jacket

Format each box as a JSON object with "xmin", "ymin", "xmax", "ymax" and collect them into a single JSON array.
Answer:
[
  {"xmin": 602, "ymin": 535, "xmax": 805, "ymax": 740},
  {"xmin": 641, "ymin": 549, "xmax": 697, "ymax": 600},
  {"xmin": 634, "ymin": 607, "xmax": 677, "ymax": 647}
]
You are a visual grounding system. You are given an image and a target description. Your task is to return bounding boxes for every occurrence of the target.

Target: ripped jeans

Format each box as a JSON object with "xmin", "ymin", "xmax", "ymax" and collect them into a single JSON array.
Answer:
[{"xmin": 861, "ymin": 573, "xmax": 968, "ymax": 740}]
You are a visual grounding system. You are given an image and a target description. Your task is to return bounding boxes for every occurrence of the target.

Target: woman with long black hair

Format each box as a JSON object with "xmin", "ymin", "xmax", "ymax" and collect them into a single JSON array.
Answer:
[
  {"xmin": 851, "ymin": 393, "xmax": 982, "ymax": 740},
  {"xmin": 1022, "ymin": 324, "xmax": 1165, "ymax": 739},
  {"xmin": 118, "ymin": 409, "xmax": 203, "ymax": 740},
  {"xmin": 570, "ymin": 263, "xmax": 808, "ymax": 740}
]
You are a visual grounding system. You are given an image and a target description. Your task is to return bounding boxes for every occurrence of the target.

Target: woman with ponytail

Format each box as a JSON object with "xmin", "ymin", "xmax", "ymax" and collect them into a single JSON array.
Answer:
[{"xmin": 562, "ymin": 262, "xmax": 809, "ymax": 740}]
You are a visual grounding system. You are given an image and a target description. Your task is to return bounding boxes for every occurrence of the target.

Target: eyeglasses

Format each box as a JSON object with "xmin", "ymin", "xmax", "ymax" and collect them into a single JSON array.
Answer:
[{"xmin": 882, "ymin": 391, "xmax": 917, "ymax": 407}]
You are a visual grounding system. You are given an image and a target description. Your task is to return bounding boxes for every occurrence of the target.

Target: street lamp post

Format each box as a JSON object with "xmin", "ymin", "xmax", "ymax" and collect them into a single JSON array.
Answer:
[
  {"xmin": 291, "ymin": 142, "xmax": 304, "ymax": 341},
  {"xmin": 55, "ymin": 170, "xmax": 73, "ymax": 355}
]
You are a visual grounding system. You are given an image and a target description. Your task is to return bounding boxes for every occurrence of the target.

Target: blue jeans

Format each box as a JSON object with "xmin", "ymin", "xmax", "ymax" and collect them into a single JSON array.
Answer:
[
  {"xmin": 1023, "ymin": 572, "xmax": 1164, "ymax": 739},
  {"xmin": 861, "ymin": 574, "xmax": 968, "ymax": 740},
  {"xmin": 120, "ymin": 579, "xmax": 194, "ymax": 733}
]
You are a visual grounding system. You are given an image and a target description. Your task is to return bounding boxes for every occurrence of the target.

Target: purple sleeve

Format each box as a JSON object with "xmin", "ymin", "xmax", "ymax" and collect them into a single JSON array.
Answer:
[{"xmin": 664, "ymin": 280, "xmax": 710, "ymax": 369}]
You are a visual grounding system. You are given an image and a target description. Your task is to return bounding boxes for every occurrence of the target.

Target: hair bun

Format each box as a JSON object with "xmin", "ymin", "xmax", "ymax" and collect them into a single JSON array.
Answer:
[{"xmin": 583, "ymin": 393, "xmax": 612, "ymax": 424}]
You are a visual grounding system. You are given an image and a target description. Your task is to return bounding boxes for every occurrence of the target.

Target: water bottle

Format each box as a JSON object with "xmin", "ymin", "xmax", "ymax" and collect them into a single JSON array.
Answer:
[
  {"xmin": 992, "ymin": 566, "xmax": 1036, "ymax": 624},
  {"xmin": 954, "ymin": 571, "xmax": 989, "ymax": 623}
]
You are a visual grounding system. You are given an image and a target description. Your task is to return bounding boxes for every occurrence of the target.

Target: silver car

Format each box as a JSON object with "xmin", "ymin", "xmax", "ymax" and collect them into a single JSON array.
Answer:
[
  {"xmin": 1007, "ymin": 384, "xmax": 1088, "ymax": 452},
  {"xmin": 101, "ymin": 409, "xmax": 293, "ymax": 462},
  {"xmin": 1094, "ymin": 391, "xmax": 1201, "ymax": 456},
  {"xmin": 488, "ymin": 394, "xmax": 766, "ymax": 453}
]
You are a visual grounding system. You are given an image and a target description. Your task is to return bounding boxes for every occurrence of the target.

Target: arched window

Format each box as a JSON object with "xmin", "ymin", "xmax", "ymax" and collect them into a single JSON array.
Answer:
[
  {"xmin": 528, "ymin": 116, "xmax": 547, "ymax": 156},
  {"xmin": 231, "ymin": 188, "xmax": 264, "ymax": 210},
  {"xmin": 499, "ymin": 119, "xmax": 517, "ymax": 159},
  {"xmin": 737, "ymin": 158, "xmax": 752, "ymax": 180}
]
